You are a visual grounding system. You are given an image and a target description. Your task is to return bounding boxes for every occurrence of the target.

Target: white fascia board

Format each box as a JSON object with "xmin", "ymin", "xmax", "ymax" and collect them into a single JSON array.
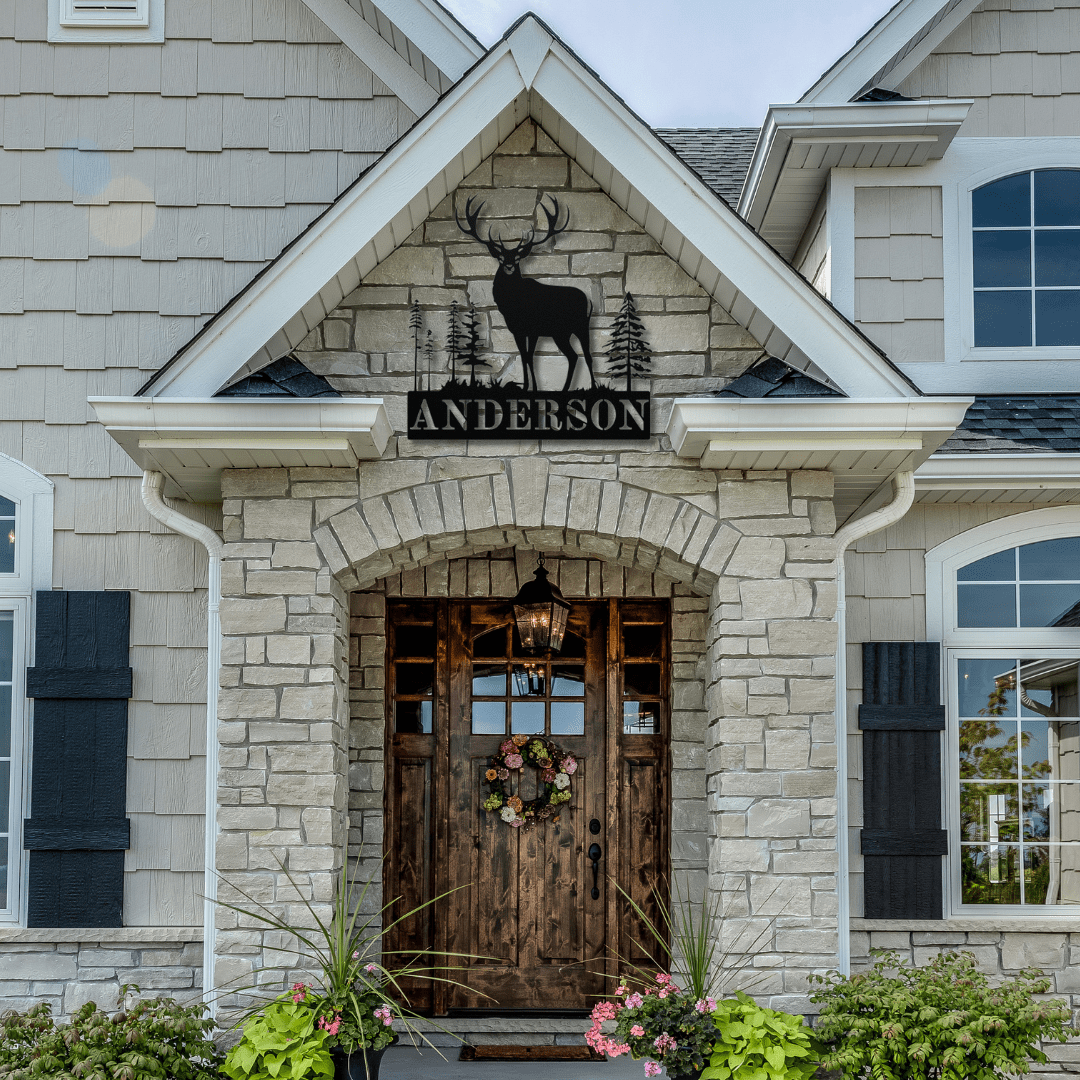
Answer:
[
  {"xmin": 144, "ymin": 45, "xmax": 526, "ymax": 398},
  {"xmin": 366, "ymin": 0, "xmax": 483, "ymax": 81},
  {"xmin": 738, "ymin": 99, "xmax": 971, "ymax": 231},
  {"xmin": 301, "ymin": 0, "xmax": 438, "ymax": 114},
  {"xmin": 88, "ymin": 397, "xmax": 392, "ymax": 463},
  {"xmin": 801, "ymin": 0, "xmax": 976, "ymax": 104},
  {"xmin": 916, "ymin": 454, "xmax": 1080, "ymax": 490},
  {"xmin": 530, "ymin": 44, "xmax": 918, "ymax": 399},
  {"xmin": 667, "ymin": 397, "xmax": 973, "ymax": 460}
]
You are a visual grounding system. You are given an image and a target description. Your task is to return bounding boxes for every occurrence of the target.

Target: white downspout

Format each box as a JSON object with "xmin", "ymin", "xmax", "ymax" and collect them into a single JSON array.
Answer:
[
  {"xmin": 141, "ymin": 471, "xmax": 224, "ymax": 1016},
  {"xmin": 832, "ymin": 470, "xmax": 915, "ymax": 976}
]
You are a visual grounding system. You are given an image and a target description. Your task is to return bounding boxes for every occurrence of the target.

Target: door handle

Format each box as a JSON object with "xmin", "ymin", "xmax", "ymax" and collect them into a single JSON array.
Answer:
[{"xmin": 588, "ymin": 842, "xmax": 602, "ymax": 900}]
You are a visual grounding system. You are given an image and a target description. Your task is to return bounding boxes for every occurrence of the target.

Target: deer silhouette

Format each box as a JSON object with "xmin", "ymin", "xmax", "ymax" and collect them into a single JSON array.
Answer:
[{"xmin": 456, "ymin": 195, "xmax": 594, "ymax": 391}]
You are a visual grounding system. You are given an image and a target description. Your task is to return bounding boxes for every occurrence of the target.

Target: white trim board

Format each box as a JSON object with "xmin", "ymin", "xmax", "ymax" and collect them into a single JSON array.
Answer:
[
  {"xmin": 138, "ymin": 16, "xmax": 918, "ymax": 403},
  {"xmin": 917, "ymin": 454, "xmax": 1080, "ymax": 491},
  {"xmin": 365, "ymin": 0, "xmax": 483, "ymax": 81}
]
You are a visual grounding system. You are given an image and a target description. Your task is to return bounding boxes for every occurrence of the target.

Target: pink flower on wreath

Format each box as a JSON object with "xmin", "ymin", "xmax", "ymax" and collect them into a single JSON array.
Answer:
[
  {"xmin": 542, "ymin": 768, "xmax": 556, "ymax": 783},
  {"xmin": 644, "ymin": 1062, "xmax": 662, "ymax": 1077},
  {"xmin": 500, "ymin": 740, "xmax": 515, "ymax": 754},
  {"xmin": 561, "ymin": 756, "xmax": 577, "ymax": 775},
  {"xmin": 654, "ymin": 1033, "xmax": 677, "ymax": 1054},
  {"xmin": 496, "ymin": 767, "xmax": 510, "ymax": 780},
  {"xmin": 630, "ymin": 1025, "xmax": 645, "ymax": 1037},
  {"xmin": 694, "ymin": 997, "xmax": 717, "ymax": 1014},
  {"xmin": 505, "ymin": 753, "xmax": 524, "ymax": 769},
  {"xmin": 374, "ymin": 1006, "xmax": 393, "ymax": 1026},
  {"xmin": 625, "ymin": 992, "xmax": 644, "ymax": 1009},
  {"xmin": 510, "ymin": 819, "xmax": 523, "ymax": 827}
]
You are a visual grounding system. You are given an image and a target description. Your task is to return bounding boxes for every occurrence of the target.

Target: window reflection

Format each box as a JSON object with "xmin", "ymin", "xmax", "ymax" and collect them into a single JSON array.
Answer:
[{"xmin": 957, "ymin": 540, "xmax": 1080, "ymax": 627}]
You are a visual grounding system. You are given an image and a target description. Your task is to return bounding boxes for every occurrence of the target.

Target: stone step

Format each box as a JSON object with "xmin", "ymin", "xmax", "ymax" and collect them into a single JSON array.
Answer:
[{"xmin": 395, "ymin": 1016, "xmax": 592, "ymax": 1049}]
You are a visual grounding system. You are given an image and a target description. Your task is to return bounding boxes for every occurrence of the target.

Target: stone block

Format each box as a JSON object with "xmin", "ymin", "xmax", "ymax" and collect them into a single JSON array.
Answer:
[
  {"xmin": 0, "ymin": 952, "xmax": 77, "ymax": 980},
  {"xmin": 279, "ymin": 684, "xmax": 335, "ymax": 720},
  {"xmin": 363, "ymin": 246, "xmax": 444, "ymax": 287},
  {"xmin": 246, "ymin": 570, "xmax": 318, "ymax": 595},
  {"xmin": 740, "ymin": 579, "xmax": 813, "ymax": 619},
  {"xmin": 220, "ymin": 597, "xmax": 287, "ymax": 634},
  {"xmin": 271, "ymin": 743, "xmax": 336, "ymax": 773},
  {"xmin": 625, "ymin": 256, "xmax": 702, "ymax": 297},
  {"xmin": 221, "ymin": 470, "xmax": 289, "ymax": 498},
  {"xmin": 640, "ymin": 314, "xmax": 709, "ymax": 353},
  {"xmin": 790, "ymin": 472, "xmax": 833, "ymax": 498},
  {"xmin": 716, "ymin": 839, "xmax": 770, "ymax": 872},
  {"xmin": 767, "ymin": 620, "xmax": 837, "ymax": 656},
  {"xmin": 219, "ymin": 688, "xmax": 278, "ymax": 720},
  {"xmin": 746, "ymin": 799, "xmax": 811, "ymax": 837},
  {"xmin": 725, "ymin": 536, "xmax": 786, "ymax": 579},
  {"xmin": 493, "ymin": 154, "xmax": 568, "ymax": 188},
  {"xmin": 66, "ymin": 981, "xmax": 119, "ymax": 1014},
  {"xmin": 571, "ymin": 252, "xmax": 625, "ymax": 275},
  {"xmin": 718, "ymin": 481, "xmax": 788, "ymax": 519},
  {"xmin": 245, "ymin": 500, "xmax": 312, "ymax": 542},
  {"xmin": 265, "ymin": 772, "xmax": 342, "ymax": 807},
  {"xmin": 1001, "ymin": 933, "xmax": 1066, "ymax": 970},
  {"xmin": 789, "ymin": 679, "xmax": 834, "ymax": 713},
  {"xmin": 765, "ymin": 730, "xmax": 810, "ymax": 770},
  {"xmin": 749, "ymin": 875, "xmax": 812, "ymax": 916},
  {"xmin": 771, "ymin": 851, "xmax": 838, "ymax": 874}
]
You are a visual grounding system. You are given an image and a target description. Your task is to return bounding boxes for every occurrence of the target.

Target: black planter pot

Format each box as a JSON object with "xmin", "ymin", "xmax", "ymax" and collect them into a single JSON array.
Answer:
[{"xmin": 332, "ymin": 1046, "xmax": 390, "ymax": 1080}]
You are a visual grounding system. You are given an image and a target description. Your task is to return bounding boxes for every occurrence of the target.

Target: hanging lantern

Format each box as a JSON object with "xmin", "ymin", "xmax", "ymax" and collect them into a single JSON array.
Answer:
[
  {"xmin": 513, "ymin": 663, "xmax": 546, "ymax": 697},
  {"xmin": 512, "ymin": 554, "xmax": 570, "ymax": 654}
]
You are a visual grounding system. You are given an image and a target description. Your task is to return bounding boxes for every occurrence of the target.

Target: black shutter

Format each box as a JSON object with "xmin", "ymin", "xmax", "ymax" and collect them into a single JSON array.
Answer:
[
  {"xmin": 859, "ymin": 641, "xmax": 947, "ymax": 919},
  {"xmin": 24, "ymin": 591, "xmax": 132, "ymax": 927}
]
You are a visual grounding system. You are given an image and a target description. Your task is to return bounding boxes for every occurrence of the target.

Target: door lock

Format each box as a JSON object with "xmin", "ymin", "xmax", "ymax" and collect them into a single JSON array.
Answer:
[{"xmin": 588, "ymin": 842, "xmax": 602, "ymax": 900}]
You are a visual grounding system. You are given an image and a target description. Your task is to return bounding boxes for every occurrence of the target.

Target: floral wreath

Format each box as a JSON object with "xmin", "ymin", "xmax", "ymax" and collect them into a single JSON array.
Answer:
[{"xmin": 480, "ymin": 734, "xmax": 577, "ymax": 828}]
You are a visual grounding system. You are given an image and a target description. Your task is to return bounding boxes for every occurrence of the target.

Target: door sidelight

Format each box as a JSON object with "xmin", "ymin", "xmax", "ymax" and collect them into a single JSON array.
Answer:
[{"xmin": 588, "ymin": 842, "xmax": 602, "ymax": 899}]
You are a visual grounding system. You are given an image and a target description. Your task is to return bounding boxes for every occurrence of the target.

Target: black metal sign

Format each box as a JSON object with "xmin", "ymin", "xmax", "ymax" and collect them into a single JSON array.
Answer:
[{"xmin": 406, "ymin": 386, "xmax": 650, "ymax": 440}]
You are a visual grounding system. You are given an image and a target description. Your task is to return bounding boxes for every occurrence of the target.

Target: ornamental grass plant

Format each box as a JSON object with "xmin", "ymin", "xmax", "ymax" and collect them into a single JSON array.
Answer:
[
  {"xmin": 215, "ymin": 858, "xmax": 477, "ymax": 1078},
  {"xmin": 809, "ymin": 949, "xmax": 1079, "ymax": 1080}
]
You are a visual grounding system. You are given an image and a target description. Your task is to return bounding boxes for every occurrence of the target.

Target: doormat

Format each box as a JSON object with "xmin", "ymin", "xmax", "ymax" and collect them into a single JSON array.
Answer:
[{"xmin": 459, "ymin": 1045, "xmax": 605, "ymax": 1062}]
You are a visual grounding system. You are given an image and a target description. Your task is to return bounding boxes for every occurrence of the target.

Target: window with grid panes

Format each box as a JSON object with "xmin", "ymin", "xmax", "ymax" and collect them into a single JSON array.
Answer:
[{"xmin": 973, "ymin": 170, "xmax": 1080, "ymax": 347}]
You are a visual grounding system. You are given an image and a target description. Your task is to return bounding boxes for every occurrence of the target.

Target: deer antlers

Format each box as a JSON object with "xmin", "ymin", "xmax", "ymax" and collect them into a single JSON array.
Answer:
[{"xmin": 456, "ymin": 195, "xmax": 569, "ymax": 261}]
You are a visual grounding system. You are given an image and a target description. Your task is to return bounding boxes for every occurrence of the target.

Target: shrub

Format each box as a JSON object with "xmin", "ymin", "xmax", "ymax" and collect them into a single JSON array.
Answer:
[
  {"xmin": 810, "ymin": 950, "xmax": 1079, "ymax": 1080},
  {"xmin": 0, "ymin": 988, "xmax": 222, "ymax": 1080},
  {"xmin": 703, "ymin": 992, "xmax": 820, "ymax": 1080}
]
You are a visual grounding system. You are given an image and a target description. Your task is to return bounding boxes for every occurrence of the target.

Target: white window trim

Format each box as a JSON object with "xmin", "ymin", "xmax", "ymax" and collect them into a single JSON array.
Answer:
[
  {"xmin": 928, "ymin": 506, "xmax": 1080, "ymax": 917},
  {"xmin": 828, "ymin": 138, "xmax": 1080, "ymax": 394},
  {"xmin": 48, "ymin": 0, "xmax": 163, "ymax": 43}
]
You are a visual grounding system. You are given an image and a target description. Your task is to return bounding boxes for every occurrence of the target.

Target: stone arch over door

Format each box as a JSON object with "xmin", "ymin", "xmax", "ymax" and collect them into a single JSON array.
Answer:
[{"xmin": 216, "ymin": 464, "xmax": 840, "ymax": 1013}]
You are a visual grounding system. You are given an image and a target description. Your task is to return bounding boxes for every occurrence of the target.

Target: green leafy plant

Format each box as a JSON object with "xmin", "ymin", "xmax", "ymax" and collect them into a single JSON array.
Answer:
[
  {"xmin": 215, "ymin": 857, "xmax": 479, "ymax": 1071},
  {"xmin": 0, "ymin": 987, "xmax": 222, "ymax": 1080},
  {"xmin": 221, "ymin": 998, "xmax": 332, "ymax": 1080},
  {"xmin": 810, "ymin": 950, "xmax": 1079, "ymax": 1080},
  {"xmin": 703, "ymin": 992, "xmax": 820, "ymax": 1080}
]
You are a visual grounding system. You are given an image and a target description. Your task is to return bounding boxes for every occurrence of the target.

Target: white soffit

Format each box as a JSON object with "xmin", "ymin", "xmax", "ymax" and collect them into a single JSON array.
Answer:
[
  {"xmin": 801, "ymin": 0, "xmax": 980, "ymax": 105},
  {"xmin": 88, "ymin": 398, "xmax": 392, "ymax": 502},
  {"xmin": 365, "ymin": 0, "xmax": 483, "ymax": 81},
  {"xmin": 916, "ymin": 455, "xmax": 1080, "ymax": 492},
  {"xmin": 142, "ymin": 16, "xmax": 917, "ymax": 403},
  {"xmin": 668, "ymin": 397, "xmax": 972, "ymax": 523},
  {"xmin": 739, "ymin": 100, "xmax": 971, "ymax": 258}
]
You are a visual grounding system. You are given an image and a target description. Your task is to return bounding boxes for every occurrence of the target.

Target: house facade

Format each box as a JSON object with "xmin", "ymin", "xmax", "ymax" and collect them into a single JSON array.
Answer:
[{"xmin": 1, "ymin": 0, "xmax": 1079, "ymax": 1052}]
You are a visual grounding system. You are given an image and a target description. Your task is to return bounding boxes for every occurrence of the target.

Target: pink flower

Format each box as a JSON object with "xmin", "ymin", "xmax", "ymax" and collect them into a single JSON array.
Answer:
[
  {"xmin": 644, "ymin": 1063, "xmax": 662, "ymax": 1077},
  {"xmin": 654, "ymin": 1033, "xmax": 677, "ymax": 1054},
  {"xmin": 630, "ymin": 1025, "xmax": 645, "ymax": 1037},
  {"xmin": 695, "ymin": 997, "xmax": 717, "ymax": 1014},
  {"xmin": 655, "ymin": 973, "xmax": 671, "ymax": 985},
  {"xmin": 500, "ymin": 740, "xmax": 515, "ymax": 754},
  {"xmin": 318, "ymin": 1014, "xmax": 341, "ymax": 1036},
  {"xmin": 625, "ymin": 993, "xmax": 643, "ymax": 1009},
  {"xmin": 615, "ymin": 985, "xmax": 627, "ymax": 997},
  {"xmin": 497, "ymin": 767, "xmax": 510, "ymax": 780},
  {"xmin": 561, "ymin": 756, "xmax": 577, "ymax": 775},
  {"xmin": 505, "ymin": 753, "xmax": 523, "ymax": 769},
  {"xmin": 510, "ymin": 819, "xmax": 523, "ymax": 827},
  {"xmin": 591, "ymin": 1002, "xmax": 618, "ymax": 1022},
  {"xmin": 374, "ymin": 1005, "xmax": 393, "ymax": 1026},
  {"xmin": 290, "ymin": 981, "xmax": 309, "ymax": 1003},
  {"xmin": 352, "ymin": 951, "xmax": 360, "ymax": 960},
  {"xmin": 365, "ymin": 963, "xmax": 378, "ymax": 973},
  {"xmin": 657, "ymin": 987, "xmax": 670, "ymax": 999}
]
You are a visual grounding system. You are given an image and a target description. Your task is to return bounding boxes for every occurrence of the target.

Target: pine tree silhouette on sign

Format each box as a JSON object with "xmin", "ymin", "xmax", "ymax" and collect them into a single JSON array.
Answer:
[
  {"xmin": 447, "ymin": 301, "xmax": 462, "ymax": 386},
  {"xmin": 605, "ymin": 292, "xmax": 651, "ymax": 392},
  {"xmin": 423, "ymin": 330, "xmax": 434, "ymax": 392},
  {"xmin": 409, "ymin": 300, "xmax": 422, "ymax": 390},
  {"xmin": 461, "ymin": 304, "xmax": 487, "ymax": 385}
]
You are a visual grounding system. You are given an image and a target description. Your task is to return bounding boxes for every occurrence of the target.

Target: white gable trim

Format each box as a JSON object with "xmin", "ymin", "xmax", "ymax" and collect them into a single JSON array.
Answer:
[
  {"xmin": 367, "ymin": 0, "xmax": 483, "ymax": 81},
  {"xmin": 301, "ymin": 0, "xmax": 438, "ymax": 115},
  {"xmin": 142, "ymin": 16, "xmax": 917, "ymax": 401},
  {"xmin": 801, "ymin": 0, "xmax": 979, "ymax": 104}
]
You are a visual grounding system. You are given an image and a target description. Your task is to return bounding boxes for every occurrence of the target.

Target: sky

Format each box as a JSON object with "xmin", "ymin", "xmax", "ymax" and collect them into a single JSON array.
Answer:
[{"xmin": 440, "ymin": 0, "xmax": 900, "ymax": 128}]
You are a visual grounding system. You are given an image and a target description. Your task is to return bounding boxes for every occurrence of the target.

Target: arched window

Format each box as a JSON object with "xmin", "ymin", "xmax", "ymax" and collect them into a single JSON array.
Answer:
[
  {"xmin": 973, "ymin": 169, "xmax": 1080, "ymax": 347},
  {"xmin": 929, "ymin": 510, "xmax": 1080, "ymax": 912}
]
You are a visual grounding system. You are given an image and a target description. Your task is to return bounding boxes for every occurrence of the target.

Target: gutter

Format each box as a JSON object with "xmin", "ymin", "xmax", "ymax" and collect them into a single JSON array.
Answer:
[
  {"xmin": 140, "ymin": 471, "xmax": 224, "ymax": 1017},
  {"xmin": 831, "ymin": 471, "xmax": 915, "ymax": 976}
]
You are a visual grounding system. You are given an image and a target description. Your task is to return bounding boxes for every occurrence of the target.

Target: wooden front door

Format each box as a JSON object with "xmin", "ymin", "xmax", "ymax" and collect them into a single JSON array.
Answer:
[{"xmin": 383, "ymin": 597, "xmax": 669, "ymax": 1014}]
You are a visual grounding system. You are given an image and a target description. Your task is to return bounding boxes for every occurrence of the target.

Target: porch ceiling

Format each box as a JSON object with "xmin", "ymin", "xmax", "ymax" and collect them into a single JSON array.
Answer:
[{"xmin": 88, "ymin": 397, "xmax": 392, "ymax": 502}]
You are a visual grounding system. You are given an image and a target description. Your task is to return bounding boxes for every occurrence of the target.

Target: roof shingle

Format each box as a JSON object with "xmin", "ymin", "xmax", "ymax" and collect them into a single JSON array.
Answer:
[
  {"xmin": 655, "ymin": 128, "xmax": 760, "ymax": 208},
  {"xmin": 935, "ymin": 395, "xmax": 1080, "ymax": 454}
]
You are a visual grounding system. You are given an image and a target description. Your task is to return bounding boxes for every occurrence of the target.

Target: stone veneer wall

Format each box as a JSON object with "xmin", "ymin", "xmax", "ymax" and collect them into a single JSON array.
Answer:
[
  {"xmin": 0, "ymin": 933, "xmax": 202, "ymax": 1020},
  {"xmin": 217, "ymin": 462, "xmax": 840, "ymax": 1016}
]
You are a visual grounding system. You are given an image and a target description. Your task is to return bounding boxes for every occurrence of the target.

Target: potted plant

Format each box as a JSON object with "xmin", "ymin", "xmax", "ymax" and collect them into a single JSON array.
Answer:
[
  {"xmin": 810, "ymin": 949, "xmax": 1079, "ymax": 1080},
  {"xmin": 217, "ymin": 861, "xmax": 477, "ymax": 1080}
]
